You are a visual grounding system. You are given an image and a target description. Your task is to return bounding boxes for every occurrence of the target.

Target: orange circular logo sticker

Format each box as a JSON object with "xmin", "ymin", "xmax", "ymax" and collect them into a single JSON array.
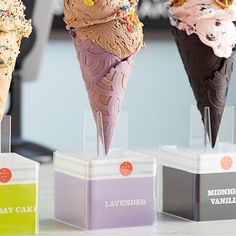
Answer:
[
  {"xmin": 0, "ymin": 168, "xmax": 12, "ymax": 183},
  {"xmin": 221, "ymin": 156, "xmax": 233, "ymax": 170},
  {"xmin": 120, "ymin": 162, "xmax": 133, "ymax": 176}
]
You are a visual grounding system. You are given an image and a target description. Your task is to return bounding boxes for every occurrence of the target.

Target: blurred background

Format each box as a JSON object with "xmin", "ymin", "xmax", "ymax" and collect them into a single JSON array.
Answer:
[{"xmin": 16, "ymin": 0, "xmax": 236, "ymax": 155}]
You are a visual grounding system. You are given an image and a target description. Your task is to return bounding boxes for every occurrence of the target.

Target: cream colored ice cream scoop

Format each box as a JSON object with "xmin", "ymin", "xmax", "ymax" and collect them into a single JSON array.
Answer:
[
  {"xmin": 0, "ymin": 0, "xmax": 32, "ymax": 121},
  {"xmin": 0, "ymin": 0, "xmax": 31, "ymax": 36}
]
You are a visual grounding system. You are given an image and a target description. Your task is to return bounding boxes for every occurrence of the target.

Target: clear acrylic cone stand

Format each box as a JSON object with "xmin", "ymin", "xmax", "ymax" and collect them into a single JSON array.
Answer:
[
  {"xmin": 159, "ymin": 106, "xmax": 236, "ymax": 221},
  {"xmin": 0, "ymin": 115, "xmax": 11, "ymax": 153},
  {"xmin": 83, "ymin": 110, "xmax": 128, "ymax": 157},
  {"xmin": 190, "ymin": 106, "xmax": 234, "ymax": 152},
  {"xmin": 54, "ymin": 110, "xmax": 156, "ymax": 230},
  {"xmin": 0, "ymin": 116, "xmax": 39, "ymax": 235}
]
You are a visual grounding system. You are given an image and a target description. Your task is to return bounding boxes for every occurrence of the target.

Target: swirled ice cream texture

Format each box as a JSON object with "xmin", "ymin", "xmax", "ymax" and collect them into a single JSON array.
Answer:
[
  {"xmin": 64, "ymin": 0, "xmax": 143, "ymax": 59},
  {"xmin": 169, "ymin": 0, "xmax": 236, "ymax": 58},
  {"xmin": 0, "ymin": 0, "xmax": 32, "ymax": 68},
  {"xmin": 0, "ymin": 0, "xmax": 32, "ymax": 121},
  {"xmin": 0, "ymin": 0, "xmax": 32, "ymax": 36}
]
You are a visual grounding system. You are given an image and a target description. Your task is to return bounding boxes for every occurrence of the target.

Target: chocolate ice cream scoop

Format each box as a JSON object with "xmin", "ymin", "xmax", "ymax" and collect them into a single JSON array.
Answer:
[{"xmin": 64, "ymin": 0, "xmax": 143, "ymax": 59}]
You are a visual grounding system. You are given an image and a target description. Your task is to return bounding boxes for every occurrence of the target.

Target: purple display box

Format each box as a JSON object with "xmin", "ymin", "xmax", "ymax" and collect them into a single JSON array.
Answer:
[{"xmin": 54, "ymin": 149, "xmax": 156, "ymax": 230}]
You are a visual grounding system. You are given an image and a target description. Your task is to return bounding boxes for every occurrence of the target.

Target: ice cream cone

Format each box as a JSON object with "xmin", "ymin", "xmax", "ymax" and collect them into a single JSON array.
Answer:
[
  {"xmin": 65, "ymin": 1, "xmax": 143, "ymax": 154},
  {"xmin": 170, "ymin": 24, "xmax": 236, "ymax": 147},
  {"xmin": 71, "ymin": 32, "xmax": 135, "ymax": 154},
  {"xmin": 0, "ymin": 31, "xmax": 21, "ymax": 121}
]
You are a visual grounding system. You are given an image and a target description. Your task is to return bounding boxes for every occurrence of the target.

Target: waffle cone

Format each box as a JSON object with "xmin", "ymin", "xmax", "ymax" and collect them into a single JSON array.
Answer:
[
  {"xmin": 171, "ymin": 25, "xmax": 236, "ymax": 147},
  {"xmin": 71, "ymin": 32, "xmax": 135, "ymax": 154}
]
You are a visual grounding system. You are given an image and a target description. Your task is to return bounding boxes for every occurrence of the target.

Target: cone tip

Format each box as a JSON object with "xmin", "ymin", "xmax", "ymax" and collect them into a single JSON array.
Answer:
[
  {"xmin": 211, "ymin": 136, "xmax": 217, "ymax": 149},
  {"xmin": 104, "ymin": 143, "xmax": 111, "ymax": 156}
]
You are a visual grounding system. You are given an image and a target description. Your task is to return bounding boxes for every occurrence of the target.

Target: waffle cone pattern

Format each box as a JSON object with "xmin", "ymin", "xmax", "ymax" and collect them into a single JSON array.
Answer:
[
  {"xmin": 71, "ymin": 32, "xmax": 135, "ymax": 154},
  {"xmin": 171, "ymin": 25, "xmax": 236, "ymax": 147}
]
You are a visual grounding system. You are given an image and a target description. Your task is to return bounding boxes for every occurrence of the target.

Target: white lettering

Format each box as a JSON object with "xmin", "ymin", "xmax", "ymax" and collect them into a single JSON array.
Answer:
[
  {"xmin": 210, "ymin": 197, "xmax": 236, "ymax": 205},
  {"xmin": 105, "ymin": 199, "xmax": 147, "ymax": 208},
  {"xmin": 16, "ymin": 206, "xmax": 36, "ymax": 213},
  {"xmin": 0, "ymin": 207, "xmax": 13, "ymax": 214},
  {"xmin": 208, "ymin": 188, "xmax": 236, "ymax": 196},
  {"xmin": 8, "ymin": 207, "xmax": 13, "ymax": 214},
  {"xmin": 0, "ymin": 206, "xmax": 36, "ymax": 214},
  {"xmin": 210, "ymin": 199, "xmax": 216, "ymax": 205},
  {"xmin": 208, "ymin": 188, "xmax": 236, "ymax": 205}
]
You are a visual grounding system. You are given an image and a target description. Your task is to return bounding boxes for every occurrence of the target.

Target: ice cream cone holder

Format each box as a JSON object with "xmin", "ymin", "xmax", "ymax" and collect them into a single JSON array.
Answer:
[
  {"xmin": 158, "ymin": 106, "xmax": 236, "ymax": 221},
  {"xmin": 54, "ymin": 111, "xmax": 157, "ymax": 230},
  {"xmin": 0, "ymin": 116, "xmax": 39, "ymax": 235}
]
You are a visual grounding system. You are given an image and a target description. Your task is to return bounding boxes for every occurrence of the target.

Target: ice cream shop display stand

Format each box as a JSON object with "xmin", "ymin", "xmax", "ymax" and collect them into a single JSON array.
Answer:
[
  {"xmin": 159, "ymin": 106, "xmax": 236, "ymax": 221},
  {"xmin": 158, "ymin": 0, "xmax": 236, "ymax": 223},
  {"xmin": 53, "ymin": 3, "xmax": 157, "ymax": 230},
  {"xmin": 54, "ymin": 149, "xmax": 156, "ymax": 230},
  {"xmin": 54, "ymin": 111, "xmax": 157, "ymax": 230},
  {"xmin": 0, "ymin": 116, "xmax": 39, "ymax": 235}
]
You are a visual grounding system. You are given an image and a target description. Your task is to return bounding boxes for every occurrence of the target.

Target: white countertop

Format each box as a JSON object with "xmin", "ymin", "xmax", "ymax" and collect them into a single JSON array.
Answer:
[{"xmin": 37, "ymin": 163, "xmax": 236, "ymax": 236}]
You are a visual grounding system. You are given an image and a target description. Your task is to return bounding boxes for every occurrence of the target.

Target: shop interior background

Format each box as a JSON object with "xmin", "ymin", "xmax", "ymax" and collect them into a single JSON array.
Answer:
[{"xmin": 21, "ymin": 0, "xmax": 236, "ymax": 152}]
